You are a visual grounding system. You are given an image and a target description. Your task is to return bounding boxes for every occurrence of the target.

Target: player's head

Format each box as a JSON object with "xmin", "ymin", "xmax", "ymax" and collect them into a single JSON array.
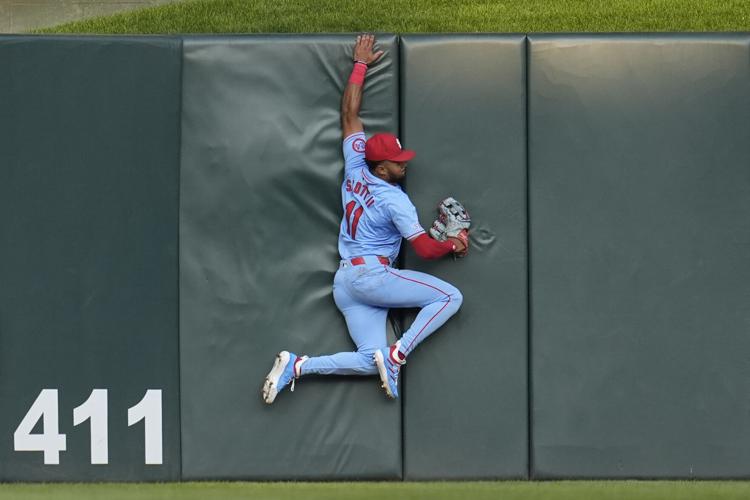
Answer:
[{"xmin": 365, "ymin": 133, "xmax": 415, "ymax": 184}]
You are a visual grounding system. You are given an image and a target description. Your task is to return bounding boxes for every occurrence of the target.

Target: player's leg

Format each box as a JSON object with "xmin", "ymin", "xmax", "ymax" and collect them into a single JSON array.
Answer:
[
  {"xmin": 298, "ymin": 270, "xmax": 388, "ymax": 376},
  {"xmin": 299, "ymin": 302, "xmax": 387, "ymax": 376},
  {"xmin": 359, "ymin": 267, "xmax": 463, "ymax": 357},
  {"xmin": 262, "ymin": 272, "xmax": 387, "ymax": 403},
  {"xmin": 355, "ymin": 266, "xmax": 462, "ymax": 399}
]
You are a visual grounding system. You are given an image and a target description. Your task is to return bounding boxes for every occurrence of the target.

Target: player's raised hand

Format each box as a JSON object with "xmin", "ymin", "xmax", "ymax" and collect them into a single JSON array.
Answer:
[{"xmin": 353, "ymin": 33, "xmax": 384, "ymax": 66}]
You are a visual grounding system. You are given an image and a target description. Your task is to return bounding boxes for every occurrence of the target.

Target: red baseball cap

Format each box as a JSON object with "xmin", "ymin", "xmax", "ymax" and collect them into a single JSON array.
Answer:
[{"xmin": 365, "ymin": 133, "xmax": 416, "ymax": 162}]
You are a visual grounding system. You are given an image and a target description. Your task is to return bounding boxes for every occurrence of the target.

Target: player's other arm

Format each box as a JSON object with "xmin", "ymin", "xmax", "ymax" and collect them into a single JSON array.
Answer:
[
  {"xmin": 341, "ymin": 34, "xmax": 383, "ymax": 139},
  {"xmin": 391, "ymin": 199, "xmax": 465, "ymax": 259},
  {"xmin": 410, "ymin": 233, "xmax": 463, "ymax": 259}
]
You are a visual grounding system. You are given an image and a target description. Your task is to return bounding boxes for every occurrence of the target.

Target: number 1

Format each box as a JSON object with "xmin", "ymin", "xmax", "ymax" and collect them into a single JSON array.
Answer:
[
  {"xmin": 128, "ymin": 389, "xmax": 163, "ymax": 465},
  {"xmin": 73, "ymin": 389, "xmax": 108, "ymax": 464},
  {"xmin": 345, "ymin": 201, "xmax": 364, "ymax": 240}
]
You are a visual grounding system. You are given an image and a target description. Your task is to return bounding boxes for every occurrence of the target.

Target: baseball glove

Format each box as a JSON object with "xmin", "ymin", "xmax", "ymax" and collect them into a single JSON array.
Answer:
[{"xmin": 428, "ymin": 197, "xmax": 471, "ymax": 257}]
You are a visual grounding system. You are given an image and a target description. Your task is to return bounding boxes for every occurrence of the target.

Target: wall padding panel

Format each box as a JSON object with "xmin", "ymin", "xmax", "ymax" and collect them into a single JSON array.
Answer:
[
  {"xmin": 179, "ymin": 35, "xmax": 402, "ymax": 479},
  {"xmin": 0, "ymin": 36, "xmax": 182, "ymax": 481},
  {"xmin": 400, "ymin": 35, "xmax": 528, "ymax": 479},
  {"xmin": 529, "ymin": 34, "xmax": 750, "ymax": 478}
]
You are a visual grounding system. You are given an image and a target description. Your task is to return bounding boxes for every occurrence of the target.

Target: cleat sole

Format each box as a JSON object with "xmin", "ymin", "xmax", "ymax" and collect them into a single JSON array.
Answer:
[
  {"xmin": 262, "ymin": 351, "xmax": 290, "ymax": 404},
  {"xmin": 374, "ymin": 351, "xmax": 395, "ymax": 399}
]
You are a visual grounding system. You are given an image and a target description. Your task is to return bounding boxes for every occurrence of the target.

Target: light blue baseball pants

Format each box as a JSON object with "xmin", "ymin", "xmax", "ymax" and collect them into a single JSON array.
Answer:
[{"xmin": 300, "ymin": 255, "xmax": 463, "ymax": 376}]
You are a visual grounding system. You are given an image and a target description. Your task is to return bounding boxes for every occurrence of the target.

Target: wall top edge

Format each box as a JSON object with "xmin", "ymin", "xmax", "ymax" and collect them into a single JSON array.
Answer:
[
  {"xmin": 526, "ymin": 32, "xmax": 750, "ymax": 41},
  {"xmin": 0, "ymin": 34, "xmax": 183, "ymax": 42}
]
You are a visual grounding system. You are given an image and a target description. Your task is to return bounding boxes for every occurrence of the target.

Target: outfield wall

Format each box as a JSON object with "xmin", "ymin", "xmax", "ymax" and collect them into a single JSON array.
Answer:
[{"xmin": 1, "ymin": 34, "xmax": 748, "ymax": 481}]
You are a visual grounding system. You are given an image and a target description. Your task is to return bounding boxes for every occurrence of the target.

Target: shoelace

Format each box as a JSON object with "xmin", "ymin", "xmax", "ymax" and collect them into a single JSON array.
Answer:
[{"xmin": 290, "ymin": 378, "xmax": 296, "ymax": 392}]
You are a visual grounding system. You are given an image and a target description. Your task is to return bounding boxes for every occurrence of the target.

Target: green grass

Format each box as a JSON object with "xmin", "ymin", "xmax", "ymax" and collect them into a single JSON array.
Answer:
[
  {"xmin": 2, "ymin": 481, "xmax": 750, "ymax": 500},
  {"xmin": 38, "ymin": 0, "xmax": 750, "ymax": 34}
]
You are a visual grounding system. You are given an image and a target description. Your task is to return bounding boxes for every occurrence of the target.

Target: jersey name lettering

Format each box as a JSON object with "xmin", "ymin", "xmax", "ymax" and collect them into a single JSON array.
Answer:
[{"xmin": 345, "ymin": 179, "xmax": 376, "ymax": 208}]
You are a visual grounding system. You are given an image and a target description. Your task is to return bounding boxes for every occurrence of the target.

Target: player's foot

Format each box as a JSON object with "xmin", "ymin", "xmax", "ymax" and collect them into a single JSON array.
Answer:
[
  {"xmin": 374, "ymin": 340, "xmax": 405, "ymax": 399},
  {"xmin": 262, "ymin": 351, "xmax": 308, "ymax": 404}
]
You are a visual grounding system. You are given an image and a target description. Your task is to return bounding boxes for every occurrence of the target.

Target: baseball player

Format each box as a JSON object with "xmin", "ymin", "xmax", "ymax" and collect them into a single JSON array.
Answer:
[{"xmin": 263, "ymin": 34, "xmax": 468, "ymax": 404}]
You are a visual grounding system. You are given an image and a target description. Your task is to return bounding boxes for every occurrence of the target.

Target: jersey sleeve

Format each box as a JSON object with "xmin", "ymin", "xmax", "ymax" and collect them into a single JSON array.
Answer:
[
  {"xmin": 343, "ymin": 132, "xmax": 367, "ymax": 173},
  {"xmin": 388, "ymin": 194, "xmax": 426, "ymax": 241}
]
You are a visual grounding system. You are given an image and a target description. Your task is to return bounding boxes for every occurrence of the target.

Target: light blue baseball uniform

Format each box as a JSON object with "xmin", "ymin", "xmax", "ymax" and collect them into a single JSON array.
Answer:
[{"xmin": 300, "ymin": 132, "xmax": 463, "ymax": 376}]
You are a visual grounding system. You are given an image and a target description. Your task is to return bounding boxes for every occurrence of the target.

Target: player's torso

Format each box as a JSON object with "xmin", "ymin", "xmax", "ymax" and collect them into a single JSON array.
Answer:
[{"xmin": 338, "ymin": 166, "xmax": 403, "ymax": 263}]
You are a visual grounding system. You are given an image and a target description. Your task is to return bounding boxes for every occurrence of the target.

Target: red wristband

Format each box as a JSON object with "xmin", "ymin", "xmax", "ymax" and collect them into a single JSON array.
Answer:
[{"xmin": 348, "ymin": 61, "xmax": 367, "ymax": 86}]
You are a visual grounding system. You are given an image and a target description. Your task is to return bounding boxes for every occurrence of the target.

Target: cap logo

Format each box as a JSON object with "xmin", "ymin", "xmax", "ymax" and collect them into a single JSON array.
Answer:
[{"xmin": 396, "ymin": 138, "xmax": 402, "ymax": 149}]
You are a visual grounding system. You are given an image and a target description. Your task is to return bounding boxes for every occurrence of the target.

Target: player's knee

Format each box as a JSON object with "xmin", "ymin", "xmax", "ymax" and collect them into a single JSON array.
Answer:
[
  {"xmin": 431, "ymin": 285, "xmax": 462, "ymax": 314},
  {"xmin": 443, "ymin": 286, "xmax": 463, "ymax": 315},
  {"xmin": 453, "ymin": 288, "xmax": 463, "ymax": 309},
  {"xmin": 441, "ymin": 283, "xmax": 464, "ymax": 315},
  {"xmin": 442, "ymin": 282, "xmax": 462, "ymax": 303},
  {"xmin": 357, "ymin": 346, "xmax": 378, "ymax": 358}
]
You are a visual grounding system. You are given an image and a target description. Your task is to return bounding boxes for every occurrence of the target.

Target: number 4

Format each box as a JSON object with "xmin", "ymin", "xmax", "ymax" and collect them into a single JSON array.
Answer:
[{"xmin": 13, "ymin": 389, "xmax": 67, "ymax": 465}]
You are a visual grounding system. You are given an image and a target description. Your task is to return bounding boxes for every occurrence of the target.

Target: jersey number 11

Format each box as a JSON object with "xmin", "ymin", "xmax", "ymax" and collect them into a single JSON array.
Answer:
[{"xmin": 345, "ymin": 201, "xmax": 364, "ymax": 240}]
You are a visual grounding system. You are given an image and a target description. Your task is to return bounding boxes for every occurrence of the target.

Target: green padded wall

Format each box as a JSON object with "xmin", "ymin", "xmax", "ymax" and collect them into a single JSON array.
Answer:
[
  {"xmin": 529, "ymin": 34, "xmax": 750, "ymax": 478},
  {"xmin": 4, "ymin": 33, "xmax": 750, "ymax": 482},
  {"xmin": 400, "ymin": 35, "xmax": 528, "ymax": 479},
  {"xmin": 179, "ymin": 35, "xmax": 402, "ymax": 479},
  {"xmin": 0, "ymin": 36, "xmax": 181, "ymax": 481}
]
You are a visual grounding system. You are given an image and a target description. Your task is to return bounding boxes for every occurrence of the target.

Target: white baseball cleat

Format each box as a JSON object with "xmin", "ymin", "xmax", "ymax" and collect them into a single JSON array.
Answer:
[
  {"xmin": 262, "ymin": 351, "xmax": 306, "ymax": 404},
  {"xmin": 374, "ymin": 340, "xmax": 404, "ymax": 399}
]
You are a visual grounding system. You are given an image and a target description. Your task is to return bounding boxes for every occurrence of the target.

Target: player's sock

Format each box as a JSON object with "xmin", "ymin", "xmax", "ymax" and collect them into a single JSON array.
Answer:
[{"xmin": 294, "ymin": 356, "xmax": 308, "ymax": 377}]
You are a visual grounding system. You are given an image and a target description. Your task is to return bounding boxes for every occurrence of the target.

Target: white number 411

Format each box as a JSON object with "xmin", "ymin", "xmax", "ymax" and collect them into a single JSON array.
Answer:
[{"xmin": 13, "ymin": 389, "xmax": 163, "ymax": 465}]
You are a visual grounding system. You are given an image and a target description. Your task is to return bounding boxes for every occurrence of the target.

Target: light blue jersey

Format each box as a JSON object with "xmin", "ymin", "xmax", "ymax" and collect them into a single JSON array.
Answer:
[{"xmin": 338, "ymin": 132, "xmax": 425, "ymax": 263}]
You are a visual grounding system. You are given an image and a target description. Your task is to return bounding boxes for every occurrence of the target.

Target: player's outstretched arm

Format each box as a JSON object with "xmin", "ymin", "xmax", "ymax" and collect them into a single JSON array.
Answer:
[{"xmin": 341, "ymin": 34, "xmax": 384, "ymax": 139}]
